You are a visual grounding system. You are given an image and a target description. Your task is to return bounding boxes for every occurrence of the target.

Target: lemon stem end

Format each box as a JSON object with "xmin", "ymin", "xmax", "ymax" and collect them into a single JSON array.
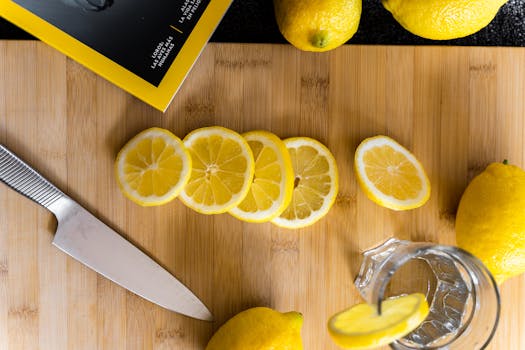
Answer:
[
  {"xmin": 283, "ymin": 311, "xmax": 304, "ymax": 328},
  {"xmin": 311, "ymin": 31, "xmax": 330, "ymax": 48}
]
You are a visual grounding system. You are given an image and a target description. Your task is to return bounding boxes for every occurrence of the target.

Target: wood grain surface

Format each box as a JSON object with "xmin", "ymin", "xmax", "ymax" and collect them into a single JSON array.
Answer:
[{"xmin": 0, "ymin": 41, "xmax": 524, "ymax": 350}]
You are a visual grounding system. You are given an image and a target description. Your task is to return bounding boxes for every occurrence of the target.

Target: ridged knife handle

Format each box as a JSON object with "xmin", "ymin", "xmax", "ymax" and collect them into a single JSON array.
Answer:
[{"xmin": 0, "ymin": 144, "xmax": 65, "ymax": 211}]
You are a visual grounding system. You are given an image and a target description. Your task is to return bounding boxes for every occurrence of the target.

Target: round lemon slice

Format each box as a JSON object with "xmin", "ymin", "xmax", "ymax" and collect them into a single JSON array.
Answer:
[
  {"xmin": 180, "ymin": 126, "xmax": 255, "ymax": 214},
  {"xmin": 328, "ymin": 293, "xmax": 430, "ymax": 349},
  {"xmin": 354, "ymin": 135, "xmax": 430, "ymax": 211},
  {"xmin": 115, "ymin": 127, "xmax": 192, "ymax": 206},
  {"xmin": 229, "ymin": 131, "xmax": 294, "ymax": 223},
  {"xmin": 271, "ymin": 137, "xmax": 339, "ymax": 229}
]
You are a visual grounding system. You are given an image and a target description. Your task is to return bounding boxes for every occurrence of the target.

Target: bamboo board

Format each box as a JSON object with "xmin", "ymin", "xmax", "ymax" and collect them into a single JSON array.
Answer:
[{"xmin": 0, "ymin": 41, "xmax": 524, "ymax": 349}]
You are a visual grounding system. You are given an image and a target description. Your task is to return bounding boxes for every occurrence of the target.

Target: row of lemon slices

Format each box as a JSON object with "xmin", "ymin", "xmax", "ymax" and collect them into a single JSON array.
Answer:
[{"xmin": 115, "ymin": 126, "xmax": 339, "ymax": 229}]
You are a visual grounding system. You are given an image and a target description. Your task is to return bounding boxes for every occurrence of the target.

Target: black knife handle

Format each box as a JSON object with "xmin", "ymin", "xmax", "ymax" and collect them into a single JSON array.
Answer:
[{"xmin": 0, "ymin": 144, "xmax": 65, "ymax": 210}]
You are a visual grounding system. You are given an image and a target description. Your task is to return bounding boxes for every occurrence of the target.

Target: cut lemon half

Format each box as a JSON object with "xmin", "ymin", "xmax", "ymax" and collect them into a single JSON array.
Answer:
[
  {"xmin": 354, "ymin": 136, "xmax": 430, "ymax": 211},
  {"xmin": 115, "ymin": 127, "xmax": 192, "ymax": 206},
  {"xmin": 328, "ymin": 293, "xmax": 430, "ymax": 349},
  {"xmin": 271, "ymin": 137, "xmax": 339, "ymax": 229},
  {"xmin": 180, "ymin": 126, "xmax": 255, "ymax": 214},
  {"xmin": 229, "ymin": 131, "xmax": 294, "ymax": 223}
]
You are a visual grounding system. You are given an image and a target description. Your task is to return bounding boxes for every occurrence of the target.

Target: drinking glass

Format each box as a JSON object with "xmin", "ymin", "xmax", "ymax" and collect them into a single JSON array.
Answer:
[{"xmin": 354, "ymin": 238, "xmax": 500, "ymax": 349}]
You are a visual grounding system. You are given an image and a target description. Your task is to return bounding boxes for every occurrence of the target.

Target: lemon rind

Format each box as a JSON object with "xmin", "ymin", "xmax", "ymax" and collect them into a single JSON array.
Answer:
[{"xmin": 327, "ymin": 293, "xmax": 429, "ymax": 349}]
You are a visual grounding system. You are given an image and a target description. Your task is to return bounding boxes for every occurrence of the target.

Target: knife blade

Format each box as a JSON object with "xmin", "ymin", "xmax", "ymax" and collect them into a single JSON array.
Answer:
[{"xmin": 0, "ymin": 144, "xmax": 212, "ymax": 321}]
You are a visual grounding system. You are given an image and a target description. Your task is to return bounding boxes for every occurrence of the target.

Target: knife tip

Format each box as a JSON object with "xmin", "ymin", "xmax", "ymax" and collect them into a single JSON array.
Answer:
[
  {"xmin": 202, "ymin": 311, "xmax": 214, "ymax": 322},
  {"xmin": 174, "ymin": 303, "xmax": 213, "ymax": 322},
  {"xmin": 196, "ymin": 307, "xmax": 214, "ymax": 322}
]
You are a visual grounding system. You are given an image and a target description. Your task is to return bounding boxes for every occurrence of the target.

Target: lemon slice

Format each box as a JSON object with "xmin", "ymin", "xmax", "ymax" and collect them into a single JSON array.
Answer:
[
  {"xmin": 271, "ymin": 137, "xmax": 339, "ymax": 229},
  {"xmin": 328, "ymin": 293, "xmax": 430, "ymax": 349},
  {"xmin": 354, "ymin": 135, "xmax": 430, "ymax": 211},
  {"xmin": 229, "ymin": 131, "xmax": 294, "ymax": 222},
  {"xmin": 115, "ymin": 127, "xmax": 192, "ymax": 206},
  {"xmin": 180, "ymin": 126, "xmax": 255, "ymax": 214}
]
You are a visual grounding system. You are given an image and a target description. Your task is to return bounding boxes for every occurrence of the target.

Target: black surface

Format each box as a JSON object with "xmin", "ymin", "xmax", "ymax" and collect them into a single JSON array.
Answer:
[
  {"xmin": 1, "ymin": 0, "xmax": 525, "ymax": 46},
  {"xmin": 9, "ymin": 0, "xmax": 211, "ymax": 85}
]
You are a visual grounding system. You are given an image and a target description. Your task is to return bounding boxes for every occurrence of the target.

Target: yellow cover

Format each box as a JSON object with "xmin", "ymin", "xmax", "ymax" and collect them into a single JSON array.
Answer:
[{"xmin": 0, "ymin": 0, "xmax": 232, "ymax": 112}]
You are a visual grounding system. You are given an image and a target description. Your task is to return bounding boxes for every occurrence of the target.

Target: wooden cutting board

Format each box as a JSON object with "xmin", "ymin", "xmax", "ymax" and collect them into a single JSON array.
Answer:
[{"xmin": 1, "ymin": 41, "xmax": 524, "ymax": 350}]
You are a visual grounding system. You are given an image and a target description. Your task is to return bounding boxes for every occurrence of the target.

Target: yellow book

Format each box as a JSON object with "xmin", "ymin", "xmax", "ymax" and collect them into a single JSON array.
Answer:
[{"xmin": 0, "ymin": 0, "xmax": 232, "ymax": 111}]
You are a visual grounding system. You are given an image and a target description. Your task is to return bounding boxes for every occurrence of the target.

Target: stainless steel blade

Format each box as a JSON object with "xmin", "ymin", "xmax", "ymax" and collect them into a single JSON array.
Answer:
[
  {"xmin": 50, "ymin": 197, "xmax": 212, "ymax": 321},
  {"xmin": 0, "ymin": 144, "xmax": 212, "ymax": 321}
]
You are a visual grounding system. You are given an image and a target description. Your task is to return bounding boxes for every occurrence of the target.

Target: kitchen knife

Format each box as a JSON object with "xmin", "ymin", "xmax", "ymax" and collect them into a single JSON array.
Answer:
[{"xmin": 0, "ymin": 144, "xmax": 212, "ymax": 321}]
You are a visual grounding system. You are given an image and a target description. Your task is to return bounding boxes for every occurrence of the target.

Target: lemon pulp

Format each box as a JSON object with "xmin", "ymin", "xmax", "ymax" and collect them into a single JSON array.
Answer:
[
  {"xmin": 354, "ymin": 135, "xmax": 430, "ymax": 211},
  {"xmin": 115, "ymin": 127, "xmax": 191, "ymax": 206},
  {"xmin": 272, "ymin": 137, "xmax": 339, "ymax": 228},
  {"xmin": 180, "ymin": 126, "xmax": 255, "ymax": 214},
  {"xmin": 230, "ymin": 131, "xmax": 294, "ymax": 222}
]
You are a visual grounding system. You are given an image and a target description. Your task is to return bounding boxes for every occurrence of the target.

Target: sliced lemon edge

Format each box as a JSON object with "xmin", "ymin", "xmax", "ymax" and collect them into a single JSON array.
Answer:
[
  {"xmin": 354, "ymin": 135, "xmax": 430, "ymax": 211},
  {"xmin": 179, "ymin": 126, "xmax": 255, "ymax": 215},
  {"xmin": 229, "ymin": 131, "xmax": 295, "ymax": 222},
  {"xmin": 271, "ymin": 137, "xmax": 339, "ymax": 229},
  {"xmin": 327, "ymin": 293, "xmax": 430, "ymax": 350},
  {"xmin": 115, "ymin": 127, "xmax": 192, "ymax": 207}
]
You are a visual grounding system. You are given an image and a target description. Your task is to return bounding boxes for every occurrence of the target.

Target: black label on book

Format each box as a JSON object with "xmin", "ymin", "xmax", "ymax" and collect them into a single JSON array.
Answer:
[{"xmin": 13, "ymin": 0, "xmax": 211, "ymax": 86}]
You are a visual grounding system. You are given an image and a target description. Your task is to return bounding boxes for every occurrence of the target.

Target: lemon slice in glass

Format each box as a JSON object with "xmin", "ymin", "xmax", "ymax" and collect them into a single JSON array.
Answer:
[
  {"xmin": 354, "ymin": 135, "xmax": 430, "ymax": 211},
  {"xmin": 328, "ymin": 293, "xmax": 430, "ymax": 349},
  {"xmin": 229, "ymin": 130, "xmax": 294, "ymax": 223},
  {"xmin": 115, "ymin": 127, "xmax": 192, "ymax": 206},
  {"xmin": 271, "ymin": 137, "xmax": 339, "ymax": 229},
  {"xmin": 180, "ymin": 126, "xmax": 255, "ymax": 214}
]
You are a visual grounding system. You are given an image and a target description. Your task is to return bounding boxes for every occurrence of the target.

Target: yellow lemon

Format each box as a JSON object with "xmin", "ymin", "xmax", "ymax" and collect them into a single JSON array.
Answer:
[
  {"xmin": 180, "ymin": 126, "xmax": 255, "ymax": 214},
  {"xmin": 382, "ymin": 0, "xmax": 508, "ymax": 40},
  {"xmin": 115, "ymin": 127, "xmax": 191, "ymax": 206},
  {"xmin": 206, "ymin": 307, "xmax": 303, "ymax": 350},
  {"xmin": 229, "ymin": 131, "xmax": 294, "ymax": 223},
  {"xmin": 456, "ymin": 161, "xmax": 525, "ymax": 284},
  {"xmin": 354, "ymin": 135, "xmax": 430, "ymax": 211},
  {"xmin": 328, "ymin": 293, "xmax": 429, "ymax": 349},
  {"xmin": 273, "ymin": 0, "xmax": 362, "ymax": 52},
  {"xmin": 271, "ymin": 137, "xmax": 339, "ymax": 229}
]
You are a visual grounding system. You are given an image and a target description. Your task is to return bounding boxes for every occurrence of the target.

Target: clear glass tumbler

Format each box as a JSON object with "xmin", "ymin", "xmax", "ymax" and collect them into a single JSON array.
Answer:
[{"xmin": 354, "ymin": 238, "xmax": 500, "ymax": 350}]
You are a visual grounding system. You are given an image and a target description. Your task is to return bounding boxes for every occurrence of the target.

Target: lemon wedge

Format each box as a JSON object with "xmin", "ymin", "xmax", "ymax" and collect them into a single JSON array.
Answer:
[
  {"xmin": 328, "ymin": 293, "xmax": 429, "ymax": 349},
  {"xmin": 115, "ymin": 127, "xmax": 192, "ymax": 206},
  {"xmin": 229, "ymin": 131, "xmax": 294, "ymax": 222},
  {"xmin": 354, "ymin": 135, "xmax": 430, "ymax": 211},
  {"xmin": 180, "ymin": 126, "xmax": 255, "ymax": 214},
  {"xmin": 271, "ymin": 137, "xmax": 339, "ymax": 229}
]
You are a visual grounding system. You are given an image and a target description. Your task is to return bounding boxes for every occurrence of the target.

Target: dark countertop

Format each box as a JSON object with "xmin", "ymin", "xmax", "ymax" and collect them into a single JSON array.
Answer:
[{"xmin": 1, "ymin": 0, "xmax": 525, "ymax": 46}]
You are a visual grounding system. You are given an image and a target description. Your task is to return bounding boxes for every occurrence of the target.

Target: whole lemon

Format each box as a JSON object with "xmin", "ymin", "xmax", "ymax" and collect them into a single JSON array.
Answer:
[
  {"xmin": 382, "ymin": 0, "xmax": 508, "ymax": 40},
  {"xmin": 273, "ymin": 0, "xmax": 361, "ymax": 52},
  {"xmin": 456, "ymin": 162, "xmax": 525, "ymax": 285},
  {"xmin": 205, "ymin": 307, "xmax": 303, "ymax": 350}
]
